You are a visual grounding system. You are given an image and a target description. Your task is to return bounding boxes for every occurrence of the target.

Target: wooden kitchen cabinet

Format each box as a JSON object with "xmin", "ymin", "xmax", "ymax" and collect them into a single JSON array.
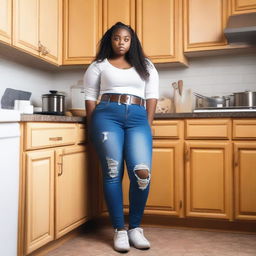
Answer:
[
  {"xmin": 24, "ymin": 149, "xmax": 55, "ymax": 254},
  {"xmin": 233, "ymin": 142, "xmax": 256, "ymax": 220},
  {"xmin": 185, "ymin": 140, "xmax": 232, "ymax": 219},
  {"xmin": 136, "ymin": 0, "xmax": 187, "ymax": 65},
  {"xmin": 13, "ymin": 0, "xmax": 62, "ymax": 65},
  {"xmin": 122, "ymin": 120, "xmax": 184, "ymax": 217},
  {"xmin": 55, "ymin": 146, "xmax": 89, "ymax": 238},
  {"xmin": 64, "ymin": 0, "xmax": 187, "ymax": 65},
  {"xmin": 183, "ymin": 0, "xmax": 231, "ymax": 53},
  {"xmin": 102, "ymin": 0, "xmax": 135, "ymax": 33},
  {"xmin": 185, "ymin": 119, "xmax": 232, "ymax": 220},
  {"xmin": 20, "ymin": 122, "xmax": 89, "ymax": 255},
  {"xmin": 232, "ymin": 119, "xmax": 256, "ymax": 220},
  {"xmin": 231, "ymin": 0, "xmax": 256, "ymax": 14},
  {"xmin": 0, "ymin": 0, "xmax": 12, "ymax": 44},
  {"xmin": 63, "ymin": 0, "xmax": 102, "ymax": 65}
]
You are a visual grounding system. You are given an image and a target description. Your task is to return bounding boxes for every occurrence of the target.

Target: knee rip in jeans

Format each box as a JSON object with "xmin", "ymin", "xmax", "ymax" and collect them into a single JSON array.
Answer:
[
  {"xmin": 102, "ymin": 131, "xmax": 109, "ymax": 142},
  {"xmin": 106, "ymin": 157, "xmax": 118, "ymax": 178},
  {"xmin": 133, "ymin": 164, "xmax": 151, "ymax": 190}
]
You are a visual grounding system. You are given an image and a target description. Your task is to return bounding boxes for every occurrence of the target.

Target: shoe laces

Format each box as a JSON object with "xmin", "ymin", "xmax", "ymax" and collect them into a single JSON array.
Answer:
[{"xmin": 115, "ymin": 230, "xmax": 128, "ymax": 242}]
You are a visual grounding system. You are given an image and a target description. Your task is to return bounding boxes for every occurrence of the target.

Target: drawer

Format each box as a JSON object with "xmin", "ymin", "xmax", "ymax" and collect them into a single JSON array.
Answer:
[
  {"xmin": 77, "ymin": 124, "xmax": 87, "ymax": 144},
  {"xmin": 152, "ymin": 120, "xmax": 183, "ymax": 139},
  {"xmin": 25, "ymin": 123, "xmax": 77, "ymax": 150},
  {"xmin": 186, "ymin": 119, "xmax": 231, "ymax": 139},
  {"xmin": 233, "ymin": 120, "xmax": 256, "ymax": 139}
]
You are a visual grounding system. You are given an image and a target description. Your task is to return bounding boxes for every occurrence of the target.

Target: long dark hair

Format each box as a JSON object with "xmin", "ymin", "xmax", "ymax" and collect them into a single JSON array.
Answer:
[{"xmin": 95, "ymin": 22, "xmax": 150, "ymax": 81}]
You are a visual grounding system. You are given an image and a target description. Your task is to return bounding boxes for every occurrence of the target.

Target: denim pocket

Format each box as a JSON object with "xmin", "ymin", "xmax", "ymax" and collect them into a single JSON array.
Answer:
[{"xmin": 94, "ymin": 101, "xmax": 109, "ymax": 111}]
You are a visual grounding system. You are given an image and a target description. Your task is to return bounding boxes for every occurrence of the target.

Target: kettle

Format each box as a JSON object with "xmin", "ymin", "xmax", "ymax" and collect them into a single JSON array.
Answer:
[{"xmin": 42, "ymin": 90, "xmax": 65, "ymax": 115}]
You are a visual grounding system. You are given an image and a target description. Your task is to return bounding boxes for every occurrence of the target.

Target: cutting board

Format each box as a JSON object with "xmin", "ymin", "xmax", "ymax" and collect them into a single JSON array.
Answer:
[
  {"xmin": 1, "ymin": 88, "xmax": 32, "ymax": 109},
  {"xmin": 174, "ymin": 88, "xmax": 194, "ymax": 113}
]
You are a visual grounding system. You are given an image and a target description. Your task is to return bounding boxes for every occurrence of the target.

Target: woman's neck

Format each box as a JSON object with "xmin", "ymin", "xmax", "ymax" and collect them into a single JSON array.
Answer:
[{"xmin": 108, "ymin": 56, "xmax": 132, "ymax": 69}]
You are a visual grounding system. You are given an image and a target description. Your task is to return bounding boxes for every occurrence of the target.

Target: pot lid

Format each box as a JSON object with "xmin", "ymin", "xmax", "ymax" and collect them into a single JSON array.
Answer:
[{"xmin": 42, "ymin": 90, "xmax": 65, "ymax": 97}]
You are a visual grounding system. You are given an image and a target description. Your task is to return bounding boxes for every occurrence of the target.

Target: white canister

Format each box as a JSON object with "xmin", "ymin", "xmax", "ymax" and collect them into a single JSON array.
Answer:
[{"xmin": 70, "ymin": 82, "xmax": 85, "ymax": 110}]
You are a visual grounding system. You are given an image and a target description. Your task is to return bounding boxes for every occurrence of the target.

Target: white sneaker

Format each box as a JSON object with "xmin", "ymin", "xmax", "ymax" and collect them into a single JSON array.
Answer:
[
  {"xmin": 113, "ymin": 230, "xmax": 130, "ymax": 252},
  {"xmin": 128, "ymin": 227, "xmax": 150, "ymax": 249}
]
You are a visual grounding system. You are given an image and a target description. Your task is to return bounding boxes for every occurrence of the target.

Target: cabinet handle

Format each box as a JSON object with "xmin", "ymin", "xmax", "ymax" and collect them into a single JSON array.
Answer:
[
  {"xmin": 57, "ymin": 162, "xmax": 63, "ymax": 176},
  {"xmin": 234, "ymin": 150, "xmax": 239, "ymax": 167},
  {"xmin": 41, "ymin": 46, "xmax": 49, "ymax": 56},
  {"xmin": 185, "ymin": 148, "xmax": 190, "ymax": 161},
  {"xmin": 49, "ymin": 137, "xmax": 63, "ymax": 141},
  {"xmin": 38, "ymin": 41, "xmax": 43, "ymax": 52}
]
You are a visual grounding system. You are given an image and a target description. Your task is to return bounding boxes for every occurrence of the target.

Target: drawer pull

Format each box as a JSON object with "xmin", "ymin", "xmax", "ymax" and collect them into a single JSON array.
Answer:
[{"xmin": 49, "ymin": 137, "xmax": 63, "ymax": 141}]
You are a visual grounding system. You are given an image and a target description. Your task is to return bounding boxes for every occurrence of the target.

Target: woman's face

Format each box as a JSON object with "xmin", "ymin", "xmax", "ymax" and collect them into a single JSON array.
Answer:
[{"xmin": 111, "ymin": 28, "xmax": 131, "ymax": 56}]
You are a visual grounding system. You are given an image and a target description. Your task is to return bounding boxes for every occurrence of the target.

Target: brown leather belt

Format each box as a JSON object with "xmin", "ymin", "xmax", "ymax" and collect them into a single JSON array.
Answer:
[{"xmin": 101, "ymin": 94, "xmax": 145, "ymax": 106}]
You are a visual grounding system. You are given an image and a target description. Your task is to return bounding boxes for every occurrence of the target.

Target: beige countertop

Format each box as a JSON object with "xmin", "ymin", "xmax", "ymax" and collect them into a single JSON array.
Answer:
[
  {"xmin": 155, "ymin": 112, "xmax": 256, "ymax": 119},
  {"xmin": 21, "ymin": 114, "xmax": 86, "ymax": 123},
  {"xmin": 20, "ymin": 112, "xmax": 256, "ymax": 123}
]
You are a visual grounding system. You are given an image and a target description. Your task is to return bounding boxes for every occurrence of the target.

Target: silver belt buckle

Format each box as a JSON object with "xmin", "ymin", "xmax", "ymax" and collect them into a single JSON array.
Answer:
[
  {"xmin": 117, "ymin": 94, "xmax": 122, "ymax": 105},
  {"xmin": 125, "ymin": 95, "xmax": 131, "ymax": 105}
]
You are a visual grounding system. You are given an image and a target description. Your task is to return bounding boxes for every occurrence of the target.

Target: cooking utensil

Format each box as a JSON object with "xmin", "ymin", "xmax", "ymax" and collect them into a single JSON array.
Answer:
[
  {"xmin": 211, "ymin": 96, "xmax": 225, "ymax": 107},
  {"xmin": 177, "ymin": 80, "xmax": 183, "ymax": 96},
  {"xmin": 193, "ymin": 92, "xmax": 226, "ymax": 108},
  {"xmin": 42, "ymin": 90, "xmax": 65, "ymax": 115},
  {"xmin": 233, "ymin": 91, "xmax": 256, "ymax": 107}
]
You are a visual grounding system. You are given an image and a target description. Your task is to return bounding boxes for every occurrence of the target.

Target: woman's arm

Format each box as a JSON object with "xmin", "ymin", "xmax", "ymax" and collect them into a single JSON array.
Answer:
[
  {"xmin": 146, "ymin": 98, "xmax": 157, "ymax": 126},
  {"xmin": 85, "ymin": 100, "xmax": 97, "ymax": 124}
]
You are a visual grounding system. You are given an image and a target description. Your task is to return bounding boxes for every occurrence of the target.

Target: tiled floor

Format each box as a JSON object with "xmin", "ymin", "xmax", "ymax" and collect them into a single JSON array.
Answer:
[{"xmin": 46, "ymin": 225, "xmax": 256, "ymax": 256}]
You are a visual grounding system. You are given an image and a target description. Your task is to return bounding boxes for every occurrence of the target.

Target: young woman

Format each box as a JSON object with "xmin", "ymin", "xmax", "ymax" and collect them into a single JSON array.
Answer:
[{"xmin": 84, "ymin": 22, "xmax": 159, "ymax": 252}]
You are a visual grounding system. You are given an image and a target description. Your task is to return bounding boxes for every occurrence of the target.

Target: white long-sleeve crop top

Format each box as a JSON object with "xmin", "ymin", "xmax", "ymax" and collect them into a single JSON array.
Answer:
[{"xmin": 83, "ymin": 58, "xmax": 159, "ymax": 101}]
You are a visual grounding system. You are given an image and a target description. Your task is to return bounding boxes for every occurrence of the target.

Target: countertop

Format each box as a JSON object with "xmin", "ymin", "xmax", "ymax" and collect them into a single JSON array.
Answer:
[
  {"xmin": 21, "ymin": 114, "xmax": 86, "ymax": 123},
  {"xmin": 154, "ymin": 112, "xmax": 256, "ymax": 119},
  {"xmin": 20, "ymin": 112, "xmax": 256, "ymax": 123}
]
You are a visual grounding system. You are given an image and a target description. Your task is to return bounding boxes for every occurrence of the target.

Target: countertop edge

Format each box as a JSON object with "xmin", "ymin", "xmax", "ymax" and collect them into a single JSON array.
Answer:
[
  {"xmin": 20, "ymin": 112, "xmax": 256, "ymax": 123},
  {"xmin": 154, "ymin": 112, "xmax": 256, "ymax": 119},
  {"xmin": 20, "ymin": 114, "xmax": 86, "ymax": 123}
]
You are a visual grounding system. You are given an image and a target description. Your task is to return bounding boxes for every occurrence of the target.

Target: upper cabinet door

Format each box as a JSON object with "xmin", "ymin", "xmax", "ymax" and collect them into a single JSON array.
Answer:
[
  {"xmin": 136, "ymin": 0, "xmax": 187, "ymax": 65},
  {"xmin": 102, "ymin": 0, "xmax": 135, "ymax": 32},
  {"xmin": 231, "ymin": 0, "xmax": 256, "ymax": 14},
  {"xmin": 39, "ymin": 0, "xmax": 62, "ymax": 64},
  {"xmin": 13, "ymin": 0, "xmax": 61, "ymax": 65},
  {"xmin": 0, "ymin": 0, "xmax": 12, "ymax": 44},
  {"xmin": 183, "ymin": 0, "xmax": 230, "ymax": 52},
  {"xmin": 63, "ymin": 0, "xmax": 102, "ymax": 65},
  {"xmin": 13, "ymin": 0, "xmax": 39, "ymax": 55}
]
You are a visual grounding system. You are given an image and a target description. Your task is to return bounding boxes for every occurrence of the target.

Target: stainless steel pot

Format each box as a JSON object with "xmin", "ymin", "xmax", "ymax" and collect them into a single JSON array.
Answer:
[
  {"xmin": 234, "ymin": 91, "xmax": 256, "ymax": 107},
  {"xmin": 42, "ymin": 90, "xmax": 65, "ymax": 115},
  {"xmin": 194, "ymin": 93, "xmax": 226, "ymax": 108}
]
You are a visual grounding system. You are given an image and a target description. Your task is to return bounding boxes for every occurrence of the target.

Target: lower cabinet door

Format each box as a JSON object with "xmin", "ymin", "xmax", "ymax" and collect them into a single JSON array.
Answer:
[
  {"xmin": 185, "ymin": 141, "xmax": 232, "ymax": 219},
  {"xmin": 123, "ymin": 140, "xmax": 184, "ymax": 216},
  {"xmin": 234, "ymin": 142, "xmax": 256, "ymax": 220},
  {"xmin": 25, "ymin": 149, "xmax": 55, "ymax": 254},
  {"xmin": 55, "ymin": 146, "xmax": 89, "ymax": 238}
]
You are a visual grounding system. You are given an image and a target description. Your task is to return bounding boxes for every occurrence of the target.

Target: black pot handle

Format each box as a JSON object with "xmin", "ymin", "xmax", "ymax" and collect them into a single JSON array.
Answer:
[{"xmin": 49, "ymin": 90, "xmax": 58, "ymax": 94}]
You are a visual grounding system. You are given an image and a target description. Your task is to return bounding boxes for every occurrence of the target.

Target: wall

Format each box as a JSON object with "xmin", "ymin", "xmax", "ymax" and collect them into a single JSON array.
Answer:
[{"xmin": 0, "ymin": 52, "xmax": 256, "ymax": 110}]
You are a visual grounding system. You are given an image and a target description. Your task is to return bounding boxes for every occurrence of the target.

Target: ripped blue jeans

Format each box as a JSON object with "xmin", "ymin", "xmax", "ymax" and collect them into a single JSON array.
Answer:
[{"xmin": 90, "ymin": 99, "xmax": 152, "ymax": 229}]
